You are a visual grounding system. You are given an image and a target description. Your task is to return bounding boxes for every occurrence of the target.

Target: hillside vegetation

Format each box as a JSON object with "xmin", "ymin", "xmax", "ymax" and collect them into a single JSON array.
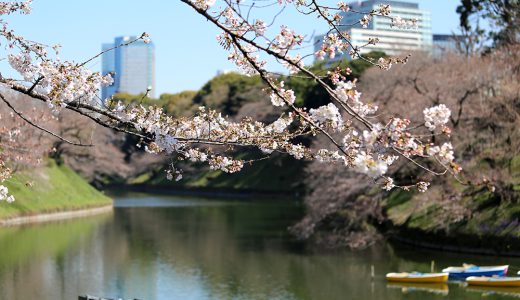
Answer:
[
  {"xmin": 294, "ymin": 48, "xmax": 520, "ymax": 250},
  {"xmin": 0, "ymin": 161, "xmax": 111, "ymax": 220}
]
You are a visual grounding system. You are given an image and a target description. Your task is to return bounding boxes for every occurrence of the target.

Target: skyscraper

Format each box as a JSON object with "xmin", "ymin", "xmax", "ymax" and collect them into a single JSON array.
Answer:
[
  {"xmin": 432, "ymin": 34, "xmax": 463, "ymax": 57},
  {"xmin": 101, "ymin": 36, "xmax": 155, "ymax": 100},
  {"xmin": 314, "ymin": 0, "xmax": 432, "ymax": 62}
]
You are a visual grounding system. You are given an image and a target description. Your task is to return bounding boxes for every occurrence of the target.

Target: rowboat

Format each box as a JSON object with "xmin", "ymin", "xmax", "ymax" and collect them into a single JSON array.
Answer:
[
  {"xmin": 386, "ymin": 272, "xmax": 449, "ymax": 283},
  {"xmin": 442, "ymin": 264, "xmax": 508, "ymax": 279},
  {"xmin": 466, "ymin": 276, "xmax": 520, "ymax": 287}
]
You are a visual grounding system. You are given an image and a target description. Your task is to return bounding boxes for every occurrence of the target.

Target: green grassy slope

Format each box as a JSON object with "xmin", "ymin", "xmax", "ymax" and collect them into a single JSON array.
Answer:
[{"xmin": 0, "ymin": 161, "xmax": 112, "ymax": 220}]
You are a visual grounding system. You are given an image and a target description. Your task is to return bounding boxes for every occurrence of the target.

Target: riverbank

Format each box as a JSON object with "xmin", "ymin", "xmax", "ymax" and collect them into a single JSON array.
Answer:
[
  {"xmin": 0, "ymin": 205, "xmax": 113, "ymax": 226},
  {"xmin": 0, "ymin": 160, "xmax": 112, "ymax": 221},
  {"xmin": 107, "ymin": 183, "xmax": 300, "ymax": 199},
  {"xmin": 383, "ymin": 180, "xmax": 520, "ymax": 256},
  {"xmin": 389, "ymin": 229, "xmax": 520, "ymax": 257}
]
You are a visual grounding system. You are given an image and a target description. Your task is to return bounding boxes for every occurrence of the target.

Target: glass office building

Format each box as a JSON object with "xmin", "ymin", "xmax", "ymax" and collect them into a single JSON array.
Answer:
[
  {"xmin": 432, "ymin": 34, "xmax": 462, "ymax": 57},
  {"xmin": 101, "ymin": 36, "xmax": 156, "ymax": 100},
  {"xmin": 314, "ymin": 0, "xmax": 432, "ymax": 62}
]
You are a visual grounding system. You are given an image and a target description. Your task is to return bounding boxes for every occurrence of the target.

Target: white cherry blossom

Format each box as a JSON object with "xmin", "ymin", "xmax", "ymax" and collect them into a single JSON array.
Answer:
[{"xmin": 423, "ymin": 104, "xmax": 451, "ymax": 131}]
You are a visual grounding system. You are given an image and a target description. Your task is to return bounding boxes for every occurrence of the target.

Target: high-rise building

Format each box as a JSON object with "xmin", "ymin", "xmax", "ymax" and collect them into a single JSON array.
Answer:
[
  {"xmin": 101, "ymin": 36, "xmax": 155, "ymax": 100},
  {"xmin": 314, "ymin": 0, "xmax": 432, "ymax": 63},
  {"xmin": 432, "ymin": 34, "xmax": 462, "ymax": 57}
]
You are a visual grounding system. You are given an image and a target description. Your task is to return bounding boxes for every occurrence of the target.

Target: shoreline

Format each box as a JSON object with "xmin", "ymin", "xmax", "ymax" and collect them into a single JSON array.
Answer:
[
  {"xmin": 105, "ymin": 183, "xmax": 300, "ymax": 199},
  {"xmin": 390, "ymin": 235, "xmax": 520, "ymax": 257},
  {"xmin": 386, "ymin": 225, "xmax": 520, "ymax": 257},
  {"xmin": 0, "ymin": 204, "xmax": 113, "ymax": 227}
]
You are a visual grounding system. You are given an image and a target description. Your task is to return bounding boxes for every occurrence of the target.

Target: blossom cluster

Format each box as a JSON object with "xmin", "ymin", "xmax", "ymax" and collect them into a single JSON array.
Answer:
[
  {"xmin": 269, "ymin": 26, "xmax": 304, "ymax": 55},
  {"xmin": 377, "ymin": 4, "xmax": 391, "ymax": 16},
  {"xmin": 335, "ymin": 80, "xmax": 378, "ymax": 117},
  {"xmin": 8, "ymin": 52, "xmax": 113, "ymax": 111},
  {"xmin": 315, "ymin": 32, "xmax": 350, "ymax": 60},
  {"xmin": 300, "ymin": 79, "xmax": 461, "ymax": 190},
  {"xmin": 391, "ymin": 16, "xmax": 418, "ymax": 30},
  {"xmin": 0, "ymin": 185, "xmax": 14, "ymax": 203},
  {"xmin": 267, "ymin": 116, "xmax": 293, "ymax": 133},
  {"xmin": 0, "ymin": 0, "xmax": 31, "ymax": 15},
  {"xmin": 270, "ymin": 81, "xmax": 296, "ymax": 107},
  {"xmin": 282, "ymin": 54, "xmax": 304, "ymax": 74},
  {"xmin": 337, "ymin": 2, "xmax": 350, "ymax": 12},
  {"xmin": 190, "ymin": 0, "xmax": 216, "ymax": 10},
  {"xmin": 360, "ymin": 15, "xmax": 371, "ymax": 28},
  {"xmin": 309, "ymin": 103, "xmax": 343, "ymax": 130},
  {"xmin": 423, "ymin": 104, "xmax": 451, "ymax": 131},
  {"xmin": 107, "ymin": 102, "xmax": 313, "ymax": 172},
  {"xmin": 0, "ymin": 162, "xmax": 13, "ymax": 203}
]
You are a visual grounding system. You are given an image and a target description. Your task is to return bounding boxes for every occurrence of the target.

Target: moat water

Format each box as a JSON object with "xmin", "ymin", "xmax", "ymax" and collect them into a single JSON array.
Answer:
[{"xmin": 0, "ymin": 192, "xmax": 519, "ymax": 299}]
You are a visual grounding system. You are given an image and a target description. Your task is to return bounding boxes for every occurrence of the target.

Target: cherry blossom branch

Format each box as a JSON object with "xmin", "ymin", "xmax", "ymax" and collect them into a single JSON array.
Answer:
[
  {"xmin": 0, "ymin": 0, "xmax": 464, "ymax": 195},
  {"xmin": 77, "ymin": 34, "xmax": 147, "ymax": 68},
  {"xmin": 227, "ymin": 32, "xmax": 347, "ymax": 155},
  {"xmin": 184, "ymin": 0, "xmax": 375, "ymax": 129}
]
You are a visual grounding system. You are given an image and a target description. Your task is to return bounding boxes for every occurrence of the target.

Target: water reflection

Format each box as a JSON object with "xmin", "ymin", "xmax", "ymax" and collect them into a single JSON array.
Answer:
[
  {"xmin": 386, "ymin": 282, "xmax": 449, "ymax": 296},
  {"xmin": 0, "ymin": 213, "xmax": 112, "ymax": 300},
  {"xmin": 466, "ymin": 286, "xmax": 520, "ymax": 298},
  {"xmin": 0, "ymin": 192, "xmax": 519, "ymax": 300}
]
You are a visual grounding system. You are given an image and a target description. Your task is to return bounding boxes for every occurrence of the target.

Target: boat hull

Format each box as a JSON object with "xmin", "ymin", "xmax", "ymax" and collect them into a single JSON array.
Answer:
[
  {"xmin": 386, "ymin": 273, "xmax": 449, "ymax": 283},
  {"xmin": 442, "ymin": 265, "xmax": 508, "ymax": 279}
]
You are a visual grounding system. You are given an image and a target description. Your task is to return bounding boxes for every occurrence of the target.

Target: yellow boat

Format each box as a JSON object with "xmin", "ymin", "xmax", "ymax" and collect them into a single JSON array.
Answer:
[
  {"xmin": 466, "ymin": 276, "xmax": 520, "ymax": 287},
  {"xmin": 386, "ymin": 272, "xmax": 449, "ymax": 283}
]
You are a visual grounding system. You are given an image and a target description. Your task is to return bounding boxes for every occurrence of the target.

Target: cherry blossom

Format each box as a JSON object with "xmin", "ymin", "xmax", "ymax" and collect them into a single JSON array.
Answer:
[
  {"xmin": 309, "ymin": 103, "xmax": 343, "ymax": 130},
  {"xmin": 190, "ymin": 0, "xmax": 216, "ymax": 10},
  {"xmin": 337, "ymin": 2, "xmax": 350, "ymax": 12},
  {"xmin": 0, "ymin": 0, "xmax": 467, "ymax": 203},
  {"xmin": 416, "ymin": 181, "xmax": 430, "ymax": 193},
  {"xmin": 391, "ymin": 16, "xmax": 418, "ymax": 30},
  {"xmin": 423, "ymin": 104, "xmax": 451, "ymax": 131},
  {"xmin": 360, "ymin": 15, "xmax": 371, "ymax": 28},
  {"xmin": 269, "ymin": 82, "xmax": 296, "ymax": 107},
  {"xmin": 315, "ymin": 32, "xmax": 350, "ymax": 60},
  {"xmin": 267, "ymin": 116, "xmax": 293, "ymax": 133},
  {"xmin": 352, "ymin": 151, "xmax": 391, "ymax": 178},
  {"xmin": 382, "ymin": 177, "xmax": 395, "ymax": 191},
  {"xmin": 0, "ymin": 0, "xmax": 31, "ymax": 15}
]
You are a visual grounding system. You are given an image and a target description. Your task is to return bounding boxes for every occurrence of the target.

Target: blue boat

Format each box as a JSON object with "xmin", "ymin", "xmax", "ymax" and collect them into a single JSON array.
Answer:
[{"xmin": 442, "ymin": 264, "xmax": 508, "ymax": 279}]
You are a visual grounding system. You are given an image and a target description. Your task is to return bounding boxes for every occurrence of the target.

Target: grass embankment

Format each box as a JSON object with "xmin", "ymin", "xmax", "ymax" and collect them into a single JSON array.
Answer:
[
  {"xmin": 384, "ymin": 155, "xmax": 520, "ymax": 253},
  {"xmin": 0, "ymin": 161, "xmax": 112, "ymax": 220}
]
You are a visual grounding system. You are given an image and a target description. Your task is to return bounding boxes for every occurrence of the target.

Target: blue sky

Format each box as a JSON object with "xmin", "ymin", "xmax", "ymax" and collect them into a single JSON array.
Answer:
[{"xmin": 7, "ymin": 0, "xmax": 461, "ymax": 95}]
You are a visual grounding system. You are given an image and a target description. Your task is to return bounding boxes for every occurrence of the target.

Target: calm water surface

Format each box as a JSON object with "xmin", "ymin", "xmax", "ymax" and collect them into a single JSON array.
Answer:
[{"xmin": 0, "ymin": 192, "xmax": 520, "ymax": 300}]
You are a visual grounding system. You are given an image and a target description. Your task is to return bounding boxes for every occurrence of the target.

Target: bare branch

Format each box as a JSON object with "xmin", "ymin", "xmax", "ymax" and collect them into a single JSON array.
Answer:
[{"xmin": 0, "ymin": 93, "xmax": 93, "ymax": 147}]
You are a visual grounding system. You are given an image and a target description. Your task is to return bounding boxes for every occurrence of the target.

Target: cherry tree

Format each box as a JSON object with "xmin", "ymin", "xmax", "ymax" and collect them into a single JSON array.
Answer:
[{"xmin": 0, "ymin": 0, "xmax": 463, "ymax": 203}]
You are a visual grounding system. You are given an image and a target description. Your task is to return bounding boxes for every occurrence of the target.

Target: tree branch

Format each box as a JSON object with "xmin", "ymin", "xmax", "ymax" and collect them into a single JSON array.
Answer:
[{"xmin": 0, "ymin": 93, "xmax": 93, "ymax": 147}]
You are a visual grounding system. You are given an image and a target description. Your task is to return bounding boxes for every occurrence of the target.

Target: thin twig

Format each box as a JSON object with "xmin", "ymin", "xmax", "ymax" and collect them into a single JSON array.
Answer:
[{"xmin": 0, "ymin": 93, "xmax": 93, "ymax": 147}]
